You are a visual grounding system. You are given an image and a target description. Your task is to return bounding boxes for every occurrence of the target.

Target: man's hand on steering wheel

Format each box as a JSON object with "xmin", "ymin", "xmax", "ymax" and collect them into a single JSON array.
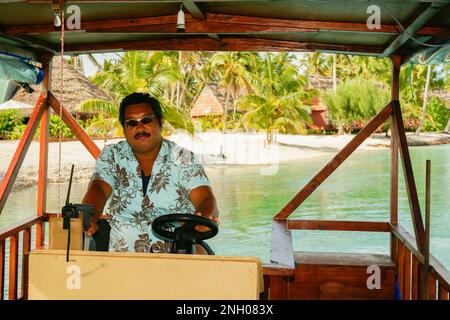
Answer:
[
  {"xmin": 195, "ymin": 212, "xmax": 219, "ymax": 232},
  {"xmin": 195, "ymin": 211, "xmax": 220, "ymax": 224}
]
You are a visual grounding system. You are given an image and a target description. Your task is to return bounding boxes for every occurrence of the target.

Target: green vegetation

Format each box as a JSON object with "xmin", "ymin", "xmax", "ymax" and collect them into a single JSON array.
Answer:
[
  {"xmin": 79, "ymin": 51, "xmax": 192, "ymax": 136},
  {"xmin": 302, "ymin": 54, "xmax": 448, "ymax": 135},
  {"xmin": 0, "ymin": 111, "xmax": 115, "ymax": 140},
  {"xmin": 322, "ymin": 78, "xmax": 389, "ymax": 134},
  {"xmin": 237, "ymin": 53, "xmax": 313, "ymax": 142},
  {"xmin": 82, "ymin": 52, "xmax": 449, "ymax": 140},
  {"xmin": 208, "ymin": 51, "xmax": 258, "ymax": 132},
  {"xmin": 1, "ymin": 52, "xmax": 448, "ymax": 141},
  {"xmin": 422, "ymin": 97, "xmax": 450, "ymax": 132},
  {"xmin": 0, "ymin": 109, "xmax": 25, "ymax": 139},
  {"xmin": 49, "ymin": 115, "xmax": 75, "ymax": 139}
]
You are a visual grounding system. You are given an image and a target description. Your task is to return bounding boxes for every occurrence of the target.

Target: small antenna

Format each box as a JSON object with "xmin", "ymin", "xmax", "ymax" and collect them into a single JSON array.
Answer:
[{"xmin": 65, "ymin": 164, "xmax": 74, "ymax": 206}]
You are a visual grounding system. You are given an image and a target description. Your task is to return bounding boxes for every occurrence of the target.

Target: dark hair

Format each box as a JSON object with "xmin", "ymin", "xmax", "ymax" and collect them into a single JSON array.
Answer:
[{"xmin": 119, "ymin": 93, "xmax": 163, "ymax": 126}]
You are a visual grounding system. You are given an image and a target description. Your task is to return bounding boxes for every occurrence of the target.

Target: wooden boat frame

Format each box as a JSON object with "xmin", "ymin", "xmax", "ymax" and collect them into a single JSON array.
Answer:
[{"xmin": 0, "ymin": 0, "xmax": 449, "ymax": 300}]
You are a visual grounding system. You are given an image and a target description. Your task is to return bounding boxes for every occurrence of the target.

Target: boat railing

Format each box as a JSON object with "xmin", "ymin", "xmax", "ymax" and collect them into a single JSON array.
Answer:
[
  {"xmin": 0, "ymin": 76, "xmax": 101, "ymax": 300},
  {"xmin": 263, "ymin": 93, "xmax": 450, "ymax": 300},
  {"xmin": 391, "ymin": 224, "xmax": 450, "ymax": 300},
  {"xmin": 0, "ymin": 215, "xmax": 45, "ymax": 300},
  {"xmin": 0, "ymin": 213, "xmax": 109, "ymax": 300},
  {"xmin": 1, "ymin": 215, "xmax": 449, "ymax": 300},
  {"xmin": 263, "ymin": 217, "xmax": 450, "ymax": 300}
]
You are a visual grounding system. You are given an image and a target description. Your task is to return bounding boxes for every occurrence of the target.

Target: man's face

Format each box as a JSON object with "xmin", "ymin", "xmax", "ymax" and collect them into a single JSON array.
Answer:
[{"xmin": 123, "ymin": 103, "xmax": 162, "ymax": 155}]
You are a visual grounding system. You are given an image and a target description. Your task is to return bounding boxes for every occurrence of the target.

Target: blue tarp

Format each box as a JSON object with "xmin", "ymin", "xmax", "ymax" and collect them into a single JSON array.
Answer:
[
  {"xmin": 0, "ymin": 79, "xmax": 20, "ymax": 103},
  {"xmin": 407, "ymin": 44, "xmax": 450, "ymax": 66},
  {"xmin": 0, "ymin": 52, "xmax": 44, "ymax": 85}
]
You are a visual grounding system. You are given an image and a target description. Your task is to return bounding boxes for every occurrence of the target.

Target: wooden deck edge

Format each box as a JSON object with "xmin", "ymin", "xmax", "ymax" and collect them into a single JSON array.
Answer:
[
  {"xmin": 294, "ymin": 251, "xmax": 395, "ymax": 267},
  {"xmin": 262, "ymin": 263, "xmax": 295, "ymax": 276}
]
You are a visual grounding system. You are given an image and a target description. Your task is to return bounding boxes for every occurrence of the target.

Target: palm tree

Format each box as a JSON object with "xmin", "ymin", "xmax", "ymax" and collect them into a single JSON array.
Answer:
[
  {"xmin": 332, "ymin": 54, "xmax": 337, "ymax": 93},
  {"xmin": 351, "ymin": 56, "xmax": 390, "ymax": 83},
  {"xmin": 178, "ymin": 51, "xmax": 213, "ymax": 113},
  {"xmin": 399, "ymin": 65, "xmax": 429, "ymax": 125},
  {"xmin": 416, "ymin": 65, "xmax": 432, "ymax": 135},
  {"xmin": 238, "ymin": 93, "xmax": 312, "ymax": 143},
  {"xmin": 209, "ymin": 51, "xmax": 258, "ymax": 133},
  {"xmin": 78, "ymin": 99, "xmax": 122, "ymax": 137},
  {"xmin": 302, "ymin": 52, "xmax": 331, "ymax": 77},
  {"xmin": 238, "ymin": 53, "xmax": 312, "ymax": 143},
  {"xmin": 79, "ymin": 51, "xmax": 191, "ymax": 136}
]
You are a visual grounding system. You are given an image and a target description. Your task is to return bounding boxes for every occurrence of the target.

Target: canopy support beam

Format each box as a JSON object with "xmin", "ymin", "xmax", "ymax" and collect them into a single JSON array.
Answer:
[
  {"xmin": 36, "ymin": 53, "xmax": 53, "ymax": 248},
  {"xmin": 3, "ymin": 13, "xmax": 443, "ymax": 36},
  {"xmin": 274, "ymin": 102, "xmax": 393, "ymax": 220},
  {"xmin": 47, "ymin": 92, "xmax": 101, "ymax": 159},
  {"xmin": 382, "ymin": 3, "xmax": 446, "ymax": 57},
  {"xmin": 0, "ymin": 93, "xmax": 47, "ymax": 215},
  {"xmin": 390, "ymin": 55, "xmax": 401, "ymax": 265}
]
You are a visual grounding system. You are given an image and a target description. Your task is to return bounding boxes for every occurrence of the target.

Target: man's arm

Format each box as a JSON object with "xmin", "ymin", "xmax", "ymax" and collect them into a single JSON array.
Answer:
[
  {"xmin": 83, "ymin": 179, "xmax": 112, "ymax": 236},
  {"xmin": 189, "ymin": 186, "xmax": 219, "ymax": 223}
]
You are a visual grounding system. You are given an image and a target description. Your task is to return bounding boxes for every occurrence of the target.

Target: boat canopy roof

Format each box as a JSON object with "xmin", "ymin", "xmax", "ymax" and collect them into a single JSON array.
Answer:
[{"xmin": 0, "ymin": 0, "xmax": 449, "ymax": 63}]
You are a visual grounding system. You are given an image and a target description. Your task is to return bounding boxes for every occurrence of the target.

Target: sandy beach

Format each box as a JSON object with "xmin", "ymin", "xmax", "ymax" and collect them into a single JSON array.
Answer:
[{"xmin": 0, "ymin": 131, "xmax": 449, "ymax": 191}]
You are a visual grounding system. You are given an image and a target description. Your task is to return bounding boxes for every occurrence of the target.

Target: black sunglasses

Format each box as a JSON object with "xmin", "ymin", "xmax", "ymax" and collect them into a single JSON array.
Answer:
[{"xmin": 124, "ymin": 115, "xmax": 158, "ymax": 127}]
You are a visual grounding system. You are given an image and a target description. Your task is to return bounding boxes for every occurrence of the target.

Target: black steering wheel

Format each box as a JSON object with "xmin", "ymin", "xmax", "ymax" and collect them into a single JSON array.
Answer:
[{"xmin": 152, "ymin": 214, "xmax": 218, "ymax": 254}]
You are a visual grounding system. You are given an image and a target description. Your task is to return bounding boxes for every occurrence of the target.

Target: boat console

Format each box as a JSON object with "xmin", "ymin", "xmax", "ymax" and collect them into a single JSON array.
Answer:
[{"xmin": 27, "ymin": 165, "xmax": 262, "ymax": 300}]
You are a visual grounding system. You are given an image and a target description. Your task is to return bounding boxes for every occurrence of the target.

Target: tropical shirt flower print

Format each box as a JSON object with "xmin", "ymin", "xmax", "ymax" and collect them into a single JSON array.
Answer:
[{"xmin": 91, "ymin": 138, "xmax": 211, "ymax": 253}]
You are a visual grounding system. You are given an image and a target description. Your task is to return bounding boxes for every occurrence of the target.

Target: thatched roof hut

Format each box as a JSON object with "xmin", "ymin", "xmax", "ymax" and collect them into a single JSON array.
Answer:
[
  {"xmin": 12, "ymin": 57, "xmax": 112, "ymax": 113},
  {"xmin": 190, "ymin": 83, "xmax": 234, "ymax": 118},
  {"xmin": 307, "ymin": 74, "xmax": 334, "ymax": 92}
]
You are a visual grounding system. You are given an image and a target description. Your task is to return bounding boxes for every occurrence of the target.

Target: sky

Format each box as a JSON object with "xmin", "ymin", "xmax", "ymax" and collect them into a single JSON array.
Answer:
[{"xmin": 81, "ymin": 53, "xmax": 120, "ymax": 77}]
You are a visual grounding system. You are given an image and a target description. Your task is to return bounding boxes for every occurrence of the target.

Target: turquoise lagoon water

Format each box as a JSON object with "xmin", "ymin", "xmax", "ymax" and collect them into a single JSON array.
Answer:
[{"xmin": 1, "ymin": 144, "xmax": 449, "ymax": 298}]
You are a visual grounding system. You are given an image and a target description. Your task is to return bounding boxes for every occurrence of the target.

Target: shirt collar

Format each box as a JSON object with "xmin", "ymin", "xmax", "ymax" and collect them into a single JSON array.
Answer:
[{"xmin": 124, "ymin": 138, "xmax": 170, "ymax": 177}]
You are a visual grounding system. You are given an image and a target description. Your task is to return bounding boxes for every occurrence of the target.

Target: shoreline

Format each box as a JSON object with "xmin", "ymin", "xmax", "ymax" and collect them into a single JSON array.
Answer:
[{"xmin": 1, "ymin": 132, "xmax": 448, "ymax": 191}]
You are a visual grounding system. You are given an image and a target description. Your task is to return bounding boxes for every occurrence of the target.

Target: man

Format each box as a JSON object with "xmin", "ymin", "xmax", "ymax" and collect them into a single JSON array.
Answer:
[{"xmin": 83, "ymin": 92, "xmax": 219, "ymax": 253}]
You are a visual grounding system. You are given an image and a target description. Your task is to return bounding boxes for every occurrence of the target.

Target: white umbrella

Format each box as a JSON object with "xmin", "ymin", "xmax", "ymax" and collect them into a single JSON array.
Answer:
[{"xmin": 0, "ymin": 99, "xmax": 34, "ymax": 114}]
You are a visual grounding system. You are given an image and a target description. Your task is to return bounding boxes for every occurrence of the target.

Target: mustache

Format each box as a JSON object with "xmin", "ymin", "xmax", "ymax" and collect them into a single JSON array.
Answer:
[{"xmin": 134, "ymin": 132, "xmax": 151, "ymax": 139}]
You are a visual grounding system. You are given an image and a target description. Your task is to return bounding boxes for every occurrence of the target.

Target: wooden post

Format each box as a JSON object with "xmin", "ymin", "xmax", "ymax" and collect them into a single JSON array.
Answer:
[
  {"xmin": 0, "ymin": 94, "xmax": 46, "ymax": 216},
  {"xmin": 268, "ymin": 276, "xmax": 288, "ymax": 299},
  {"xmin": 0, "ymin": 239, "xmax": 4, "ymax": 300},
  {"xmin": 438, "ymin": 284, "xmax": 449, "ymax": 300},
  {"xmin": 428, "ymin": 276, "xmax": 436, "ymax": 300},
  {"xmin": 37, "ymin": 54, "xmax": 53, "ymax": 248},
  {"xmin": 397, "ymin": 239, "xmax": 405, "ymax": 299},
  {"xmin": 392, "ymin": 100, "xmax": 426, "ymax": 253},
  {"xmin": 424, "ymin": 160, "xmax": 431, "ymax": 299},
  {"xmin": 22, "ymin": 228, "xmax": 31, "ymax": 299},
  {"xmin": 390, "ymin": 55, "xmax": 401, "ymax": 263},
  {"xmin": 404, "ymin": 248, "xmax": 411, "ymax": 300},
  {"xmin": 412, "ymin": 255, "xmax": 419, "ymax": 300},
  {"xmin": 9, "ymin": 234, "xmax": 19, "ymax": 300}
]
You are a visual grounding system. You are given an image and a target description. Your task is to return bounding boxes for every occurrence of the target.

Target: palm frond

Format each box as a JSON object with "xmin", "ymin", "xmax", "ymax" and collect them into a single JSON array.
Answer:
[{"xmin": 78, "ymin": 99, "xmax": 119, "ymax": 117}]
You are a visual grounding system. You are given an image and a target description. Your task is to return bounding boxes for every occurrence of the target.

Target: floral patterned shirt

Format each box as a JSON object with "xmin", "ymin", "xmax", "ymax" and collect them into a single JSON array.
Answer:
[{"xmin": 91, "ymin": 138, "xmax": 211, "ymax": 253}]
